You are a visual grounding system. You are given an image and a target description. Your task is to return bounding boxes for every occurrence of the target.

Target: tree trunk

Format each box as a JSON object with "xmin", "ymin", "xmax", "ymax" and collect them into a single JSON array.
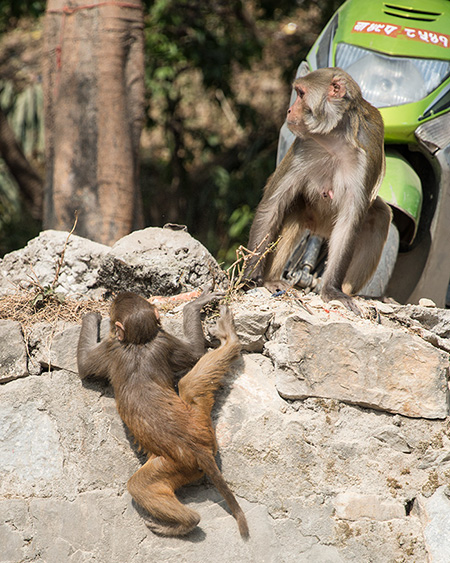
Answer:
[
  {"xmin": 0, "ymin": 106, "xmax": 43, "ymax": 219},
  {"xmin": 43, "ymin": 0, "xmax": 145, "ymax": 245}
]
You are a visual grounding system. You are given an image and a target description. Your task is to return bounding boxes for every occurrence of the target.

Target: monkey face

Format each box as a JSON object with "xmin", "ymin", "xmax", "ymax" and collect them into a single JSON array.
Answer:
[
  {"xmin": 286, "ymin": 84, "xmax": 308, "ymax": 137},
  {"xmin": 287, "ymin": 68, "xmax": 361, "ymax": 137}
]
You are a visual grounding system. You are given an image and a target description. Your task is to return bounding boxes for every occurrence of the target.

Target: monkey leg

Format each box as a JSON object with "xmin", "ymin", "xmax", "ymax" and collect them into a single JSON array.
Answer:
[
  {"xmin": 178, "ymin": 306, "xmax": 241, "ymax": 417},
  {"xmin": 127, "ymin": 455, "xmax": 204, "ymax": 537},
  {"xmin": 264, "ymin": 206, "xmax": 307, "ymax": 282},
  {"xmin": 264, "ymin": 203, "xmax": 331, "ymax": 286},
  {"xmin": 342, "ymin": 196, "xmax": 392, "ymax": 295}
]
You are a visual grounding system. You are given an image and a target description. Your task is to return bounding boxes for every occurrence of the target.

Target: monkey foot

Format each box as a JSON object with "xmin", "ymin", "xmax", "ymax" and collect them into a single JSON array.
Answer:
[
  {"xmin": 321, "ymin": 289, "xmax": 361, "ymax": 316},
  {"xmin": 144, "ymin": 513, "xmax": 200, "ymax": 537}
]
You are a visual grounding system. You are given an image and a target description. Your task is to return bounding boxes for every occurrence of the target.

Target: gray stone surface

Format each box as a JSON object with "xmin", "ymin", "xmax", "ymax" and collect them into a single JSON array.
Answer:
[
  {"xmin": 233, "ymin": 306, "xmax": 273, "ymax": 352},
  {"xmin": 0, "ymin": 353, "xmax": 437, "ymax": 563},
  {"xmin": 0, "ymin": 230, "xmax": 109, "ymax": 297},
  {"xmin": 333, "ymin": 492, "xmax": 405, "ymax": 521},
  {"xmin": 2, "ymin": 230, "xmax": 450, "ymax": 562},
  {"xmin": 0, "ymin": 320, "xmax": 28, "ymax": 382},
  {"xmin": 416, "ymin": 487, "xmax": 450, "ymax": 563},
  {"xmin": 268, "ymin": 313, "xmax": 450, "ymax": 419},
  {"xmin": 97, "ymin": 226, "xmax": 226, "ymax": 297},
  {"xmin": 26, "ymin": 322, "xmax": 81, "ymax": 373}
]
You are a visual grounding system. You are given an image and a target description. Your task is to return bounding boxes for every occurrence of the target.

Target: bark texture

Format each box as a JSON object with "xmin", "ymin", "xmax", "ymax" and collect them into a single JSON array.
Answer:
[{"xmin": 43, "ymin": 0, "xmax": 145, "ymax": 245}]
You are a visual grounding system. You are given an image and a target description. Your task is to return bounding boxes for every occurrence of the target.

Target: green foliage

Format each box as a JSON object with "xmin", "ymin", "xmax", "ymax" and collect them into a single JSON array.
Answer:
[
  {"xmin": 142, "ymin": 0, "xmax": 307, "ymax": 264},
  {"xmin": 0, "ymin": 80, "xmax": 44, "ymax": 157},
  {"xmin": 0, "ymin": 0, "xmax": 334, "ymax": 264},
  {"xmin": 0, "ymin": 79, "xmax": 44, "ymax": 256},
  {"xmin": 31, "ymin": 285, "xmax": 65, "ymax": 310},
  {"xmin": 145, "ymin": 0, "xmax": 262, "ymax": 97},
  {"xmin": 0, "ymin": 160, "xmax": 20, "ymax": 231},
  {"xmin": 0, "ymin": 0, "xmax": 45, "ymax": 33}
]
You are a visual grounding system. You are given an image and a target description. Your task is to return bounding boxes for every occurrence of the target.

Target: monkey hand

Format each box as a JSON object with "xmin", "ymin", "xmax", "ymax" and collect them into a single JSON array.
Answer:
[{"xmin": 190, "ymin": 285, "xmax": 225, "ymax": 309}]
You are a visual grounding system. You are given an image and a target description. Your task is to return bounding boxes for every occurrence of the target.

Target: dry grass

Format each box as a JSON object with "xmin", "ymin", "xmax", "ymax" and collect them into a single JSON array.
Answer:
[
  {"xmin": 0, "ymin": 289, "xmax": 110, "ymax": 329},
  {"xmin": 0, "ymin": 213, "xmax": 112, "ymax": 330}
]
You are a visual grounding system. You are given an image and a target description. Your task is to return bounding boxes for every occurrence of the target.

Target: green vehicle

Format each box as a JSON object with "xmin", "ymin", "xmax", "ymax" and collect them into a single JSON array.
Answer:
[{"xmin": 278, "ymin": 0, "xmax": 450, "ymax": 306}]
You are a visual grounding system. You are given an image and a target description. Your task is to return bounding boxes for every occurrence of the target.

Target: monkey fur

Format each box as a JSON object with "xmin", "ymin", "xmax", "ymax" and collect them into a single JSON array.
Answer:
[
  {"xmin": 77, "ymin": 290, "xmax": 248, "ymax": 538},
  {"xmin": 245, "ymin": 67, "xmax": 392, "ymax": 314}
]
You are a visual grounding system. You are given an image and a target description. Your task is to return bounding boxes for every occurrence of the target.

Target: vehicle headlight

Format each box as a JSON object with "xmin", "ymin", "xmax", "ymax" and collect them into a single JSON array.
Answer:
[{"xmin": 335, "ymin": 43, "xmax": 450, "ymax": 108}]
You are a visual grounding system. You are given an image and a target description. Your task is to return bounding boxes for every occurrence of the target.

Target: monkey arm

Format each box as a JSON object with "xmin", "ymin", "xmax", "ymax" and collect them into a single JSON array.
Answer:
[
  {"xmin": 320, "ymin": 202, "xmax": 367, "ymax": 315},
  {"xmin": 153, "ymin": 290, "xmax": 224, "ymax": 378},
  {"xmin": 77, "ymin": 312, "xmax": 110, "ymax": 379},
  {"xmin": 244, "ymin": 143, "xmax": 304, "ymax": 284},
  {"xmin": 181, "ymin": 289, "xmax": 224, "ymax": 358}
]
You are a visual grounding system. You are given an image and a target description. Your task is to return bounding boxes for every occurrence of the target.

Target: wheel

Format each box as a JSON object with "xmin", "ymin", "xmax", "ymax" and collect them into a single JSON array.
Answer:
[{"xmin": 361, "ymin": 222, "xmax": 400, "ymax": 298}]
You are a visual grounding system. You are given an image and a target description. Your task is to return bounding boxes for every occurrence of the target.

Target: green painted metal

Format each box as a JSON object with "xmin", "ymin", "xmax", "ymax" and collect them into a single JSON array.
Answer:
[
  {"xmin": 379, "ymin": 150, "xmax": 422, "ymax": 225},
  {"xmin": 307, "ymin": 0, "xmax": 450, "ymax": 140},
  {"xmin": 305, "ymin": 0, "xmax": 450, "ymax": 234},
  {"xmin": 334, "ymin": 0, "xmax": 450, "ymax": 58}
]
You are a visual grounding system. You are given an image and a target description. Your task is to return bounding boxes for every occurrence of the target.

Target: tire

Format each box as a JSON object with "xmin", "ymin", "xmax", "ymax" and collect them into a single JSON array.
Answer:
[{"xmin": 361, "ymin": 222, "xmax": 400, "ymax": 298}]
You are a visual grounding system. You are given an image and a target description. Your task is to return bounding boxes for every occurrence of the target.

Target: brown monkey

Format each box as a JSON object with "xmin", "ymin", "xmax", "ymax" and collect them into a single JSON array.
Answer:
[
  {"xmin": 77, "ymin": 291, "xmax": 248, "ymax": 538},
  {"xmin": 245, "ymin": 67, "xmax": 391, "ymax": 314}
]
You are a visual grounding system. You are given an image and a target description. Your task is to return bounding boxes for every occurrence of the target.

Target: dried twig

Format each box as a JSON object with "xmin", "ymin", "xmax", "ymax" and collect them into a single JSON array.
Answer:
[
  {"xmin": 52, "ymin": 211, "xmax": 78, "ymax": 289},
  {"xmin": 225, "ymin": 235, "xmax": 279, "ymax": 295}
]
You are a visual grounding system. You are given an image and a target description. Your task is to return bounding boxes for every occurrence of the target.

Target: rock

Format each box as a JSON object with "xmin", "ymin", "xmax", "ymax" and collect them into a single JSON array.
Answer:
[
  {"xmin": 0, "ymin": 227, "xmax": 225, "ymax": 300},
  {"xmin": 373, "ymin": 428, "xmax": 412, "ymax": 453},
  {"xmin": 416, "ymin": 487, "xmax": 450, "ymax": 563},
  {"xmin": 245, "ymin": 287, "xmax": 272, "ymax": 299},
  {"xmin": 0, "ymin": 402, "xmax": 64, "ymax": 489},
  {"xmin": 375, "ymin": 302, "xmax": 395, "ymax": 315},
  {"xmin": 418, "ymin": 448, "xmax": 450, "ymax": 470},
  {"xmin": 2, "ymin": 229, "xmax": 450, "ymax": 562},
  {"xmin": 27, "ymin": 319, "xmax": 110, "ymax": 374},
  {"xmin": 419, "ymin": 298, "xmax": 436, "ymax": 308},
  {"xmin": 269, "ymin": 314, "xmax": 450, "ymax": 419},
  {"xmin": 0, "ymin": 230, "xmax": 109, "ymax": 298},
  {"xmin": 0, "ymin": 500, "xmax": 30, "ymax": 563},
  {"xmin": 333, "ymin": 492, "xmax": 406, "ymax": 521},
  {"xmin": 28, "ymin": 323, "xmax": 80, "ymax": 372},
  {"xmin": 0, "ymin": 320, "xmax": 28, "ymax": 382},
  {"xmin": 408, "ymin": 306, "xmax": 450, "ymax": 338},
  {"xmin": 97, "ymin": 226, "xmax": 226, "ymax": 297},
  {"xmin": 233, "ymin": 304, "xmax": 274, "ymax": 353}
]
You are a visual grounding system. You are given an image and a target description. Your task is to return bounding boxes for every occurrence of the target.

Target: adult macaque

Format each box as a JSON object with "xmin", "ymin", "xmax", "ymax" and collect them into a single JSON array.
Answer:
[
  {"xmin": 77, "ymin": 290, "xmax": 248, "ymax": 538},
  {"xmin": 245, "ymin": 67, "xmax": 391, "ymax": 313}
]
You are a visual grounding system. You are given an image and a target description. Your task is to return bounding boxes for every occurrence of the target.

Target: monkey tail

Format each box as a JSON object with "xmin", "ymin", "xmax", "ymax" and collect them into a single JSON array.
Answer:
[{"xmin": 198, "ymin": 451, "xmax": 249, "ymax": 539}]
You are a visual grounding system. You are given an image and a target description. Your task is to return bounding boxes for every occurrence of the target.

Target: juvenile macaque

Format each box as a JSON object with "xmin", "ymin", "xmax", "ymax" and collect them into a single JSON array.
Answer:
[
  {"xmin": 245, "ymin": 67, "xmax": 391, "ymax": 313},
  {"xmin": 77, "ymin": 290, "xmax": 248, "ymax": 538}
]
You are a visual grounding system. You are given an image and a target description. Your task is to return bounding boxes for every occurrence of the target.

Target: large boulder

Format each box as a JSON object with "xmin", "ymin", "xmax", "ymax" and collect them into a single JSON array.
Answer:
[
  {"xmin": 0, "ymin": 230, "xmax": 109, "ymax": 298},
  {"xmin": 97, "ymin": 226, "xmax": 227, "ymax": 297},
  {"xmin": 0, "ymin": 227, "xmax": 226, "ymax": 299},
  {"xmin": 266, "ymin": 310, "xmax": 450, "ymax": 419}
]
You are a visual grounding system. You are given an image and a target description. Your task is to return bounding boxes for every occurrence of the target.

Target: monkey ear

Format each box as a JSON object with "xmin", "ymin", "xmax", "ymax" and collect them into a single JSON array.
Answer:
[
  {"xmin": 115, "ymin": 321, "xmax": 125, "ymax": 342},
  {"xmin": 329, "ymin": 77, "xmax": 346, "ymax": 99}
]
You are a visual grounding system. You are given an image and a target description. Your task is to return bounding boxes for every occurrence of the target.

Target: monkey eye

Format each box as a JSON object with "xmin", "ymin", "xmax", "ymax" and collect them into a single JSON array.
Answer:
[{"xmin": 297, "ymin": 87, "xmax": 305, "ymax": 99}]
